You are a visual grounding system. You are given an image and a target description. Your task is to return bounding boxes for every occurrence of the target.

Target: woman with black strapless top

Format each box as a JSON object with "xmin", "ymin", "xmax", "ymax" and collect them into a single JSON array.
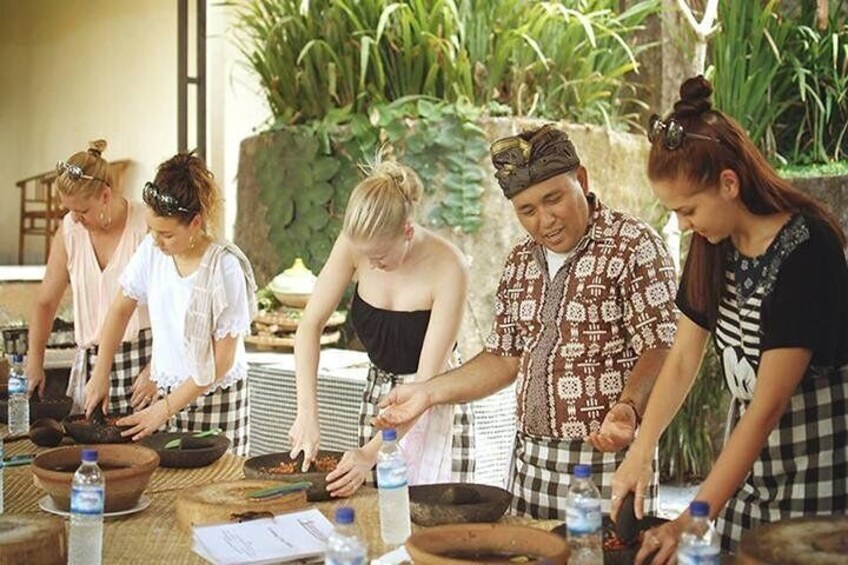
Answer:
[{"xmin": 290, "ymin": 159, "xmax": 475, "ymax": 497}]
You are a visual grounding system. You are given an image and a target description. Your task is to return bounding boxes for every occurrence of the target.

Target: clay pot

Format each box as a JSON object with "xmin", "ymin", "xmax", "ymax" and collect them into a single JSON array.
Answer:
[
  {"xmin": 28, "ymin": 418, "xmax": 65, "ymax": 447},
  {"xmin": 267, "ymin": 258, "xmax": 317, "ymax": 308},
  {"xmin": 31, "ymin": 444, "xmax": 159, "ymax": 512},
  {"xmin": 409, "ymin": 483, "xmax": 512, "ymax": 526},
  {"xmin": 140, "ymin": 432, "xmax": 230, "ymax": 468},
  {"xmin": 242, "ymin": 450, "xmax": 343, "ymax": 501},
  {"xmin": 62, "ymin": 413, "xmax": 133, "ymax": 444},
  {"xmin": 405, "ymin": 523, "xmax": 569, "ymax": 564}
]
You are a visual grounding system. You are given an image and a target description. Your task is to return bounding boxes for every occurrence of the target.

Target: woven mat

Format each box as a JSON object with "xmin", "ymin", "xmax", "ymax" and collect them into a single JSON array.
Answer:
[{"xmin": 146, "ymin": 453, "xmax": 245, "ymax": 493}]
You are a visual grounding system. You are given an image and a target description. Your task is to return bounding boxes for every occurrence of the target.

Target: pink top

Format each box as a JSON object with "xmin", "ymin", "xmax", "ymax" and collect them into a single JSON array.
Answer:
[{"xmin": 64, "ymin": 200, "xmax": 151, "ymax": 347}]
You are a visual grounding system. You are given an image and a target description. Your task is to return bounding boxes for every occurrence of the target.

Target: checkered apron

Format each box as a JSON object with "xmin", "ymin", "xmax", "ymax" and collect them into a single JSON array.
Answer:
[
  {"xmin": 169, "ymin": 377, "xmax": 249, "ymax": 456},
  {"xmin": 85, "ymin": 328, "xmax": 153, "ymax": 415},
  {"xmin": 507, "ymin": 431, "xmax": 658, "ymax": 520},
  {"xmin": 358, "ymin": 365, "xmax": 476, "ymax": 483},
  {"xmin": 715, "ymin": 364, "xmax": 848, "ymax": 552}
]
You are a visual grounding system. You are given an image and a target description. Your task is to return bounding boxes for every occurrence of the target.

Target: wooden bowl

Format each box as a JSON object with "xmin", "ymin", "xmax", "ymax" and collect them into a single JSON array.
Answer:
[
  {"xmin": 62, "ymin": 413, "xmax": 133, "ymax": 444},
  {"xmin": 406, "ymin": 523, "xmax": 569, "ymax": 564},
  {"xmin": 0, "ymin": 392, "xmax": 72, "ymax": 425},
  {"xmin": 409, "ymin": 483, "xmax": 512, "ymax": 526},
  {"xmin": 242, "ymin": 450, "xmax": 343, "ymax": 501},
  {"xmin": 31, "ymin": 444, "xmax": 159, "ymax": 512},
  {"xmin": 737, "ymin": 515, "xmax": 848, "ymax": 564},
  {"xmin": 140, "ymin": 432, "xmax": 230, "ymax": 468}
]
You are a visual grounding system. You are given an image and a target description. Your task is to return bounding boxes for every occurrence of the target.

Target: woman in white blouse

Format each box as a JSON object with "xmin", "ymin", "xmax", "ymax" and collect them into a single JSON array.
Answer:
[{"xmin": 84, "ymin": 152, "xmax": 257, "ymax": 455}]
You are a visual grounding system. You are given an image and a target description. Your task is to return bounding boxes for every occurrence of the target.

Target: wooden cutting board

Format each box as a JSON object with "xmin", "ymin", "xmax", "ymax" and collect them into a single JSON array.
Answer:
[
  {"xmin": 0, "ymin": 515, "xmax": 66, "ymax": 565},
  {"xmin": 175, "ymin": 479, "xmax": 308, "ymax": 532},
  {"xmin": 737, "ymin": 515, "xmax": 848, "ymax": 565}
]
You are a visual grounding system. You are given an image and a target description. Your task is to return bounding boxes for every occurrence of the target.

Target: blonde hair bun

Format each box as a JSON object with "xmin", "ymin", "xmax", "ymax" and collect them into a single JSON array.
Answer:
[
  {"xmin": 88, "ymin": 139, "xmax": 108, "ymax": 158},
  {"xmin": 370, "ymin": 160, "xmax": 423, "ymax": 205}
]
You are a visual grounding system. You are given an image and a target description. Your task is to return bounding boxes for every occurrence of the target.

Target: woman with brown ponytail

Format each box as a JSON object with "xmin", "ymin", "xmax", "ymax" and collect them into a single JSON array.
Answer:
[
  {"xmin": 610, "ymin": 76, "xmax": 847, "ymax": 561},
  {"xmin": 27, "ymin": 140, "xmax": 154, "ymax": 415},
  {"xmin": 85, "ymin": 152, "xmax": 257, "ymax": 455}
]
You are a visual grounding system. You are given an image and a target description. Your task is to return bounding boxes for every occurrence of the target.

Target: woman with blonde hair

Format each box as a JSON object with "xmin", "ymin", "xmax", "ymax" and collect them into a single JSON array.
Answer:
[
  {"xmin": 290, "ymin": 159, "xmax": 475, "ymax": 497},
  {"xmin": 27, "ymin": 140, "xmax": 155, "ymax": 414},
  {"xmin": 85, "ymin": 152, "xmax": 257, "ymax": 455}
]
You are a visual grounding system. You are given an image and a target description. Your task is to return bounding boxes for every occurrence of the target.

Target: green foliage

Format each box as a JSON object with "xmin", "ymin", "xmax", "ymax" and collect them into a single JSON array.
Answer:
[
  {"xmin": 708, "ymin": 0, "xmax": 794, "ymax": 157},
  {"xmin": 777, "ymin": 0, "xmax": 848, "ymax": 164},
  {"xmin": 658, "ymin": 343, "xmax": 729, "ymax": 483},
  {"xmin": 254, "ymin": 99, "xmax": 490, "ymax": 279},
  {"xmin": 779, "ymin": 159, "xmax": 848, "ymax": 179},
  {"xmin": 230, "ymin": 0, "xmax": 658, "ymax": 130},
  {"xmin": 709, "ymin": 0, "xmax": 848, "ymax": 165}
]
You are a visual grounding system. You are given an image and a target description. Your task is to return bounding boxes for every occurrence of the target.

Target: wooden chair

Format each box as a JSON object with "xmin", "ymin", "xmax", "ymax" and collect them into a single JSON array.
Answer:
[{"xmin": 17, "ymin": 159, "xmax": 132, "ymax": 264}]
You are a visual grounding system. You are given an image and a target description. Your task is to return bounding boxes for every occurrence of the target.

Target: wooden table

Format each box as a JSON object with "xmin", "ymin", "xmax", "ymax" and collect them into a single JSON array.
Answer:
[{"xmin": 3, "ymin": 435, "xmax": 558, "ymax": 563}]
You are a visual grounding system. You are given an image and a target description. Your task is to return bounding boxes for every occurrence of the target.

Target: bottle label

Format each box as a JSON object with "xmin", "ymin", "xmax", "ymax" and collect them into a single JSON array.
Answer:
[
  {"xmin": 677, "ymin": 548, "xmax": 720, "ymax": 565},
  {"xmin": 566, "ymin": 499, "xmax": 601, "ymax": 535},
  {"xmin": 71, "ymin": 485, "xmax": 104, "ymax": 515},
  {"xmin": 8, "ymin": 376, "xmax": 26, "ymax": 395},
  {"xmin": 376, "ymin": 461, "xmax": 408, "ymax": 489}
]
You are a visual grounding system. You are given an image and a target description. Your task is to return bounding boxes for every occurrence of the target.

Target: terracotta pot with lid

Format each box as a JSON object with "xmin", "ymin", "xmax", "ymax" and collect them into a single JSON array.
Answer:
[{"xmin": 266, "ymin": 258, "xmax": 317, "ymax": 308}]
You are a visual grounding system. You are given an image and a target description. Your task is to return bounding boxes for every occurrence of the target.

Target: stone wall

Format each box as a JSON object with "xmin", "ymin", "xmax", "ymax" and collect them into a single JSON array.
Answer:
[
  {"xmin": 234, "ymin": 118, "xmax": 656, "ymax": 358},
  {"xmin": 790, "ymin": 175, "xmax": 848, "ymax": 243}
]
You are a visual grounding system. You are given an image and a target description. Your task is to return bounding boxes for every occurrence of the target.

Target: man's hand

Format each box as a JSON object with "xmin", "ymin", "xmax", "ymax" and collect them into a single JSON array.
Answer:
[
  {"xmin": 288, "ymin": 414, "xmax": 320, "ymax": 472},
  {"xmin": 372, "ymin": 383, "xmax": 431, "ymax": 429},
  {"xmin": 326, "ymin": 448, "xmax": 374, "ymax": 498},
  {"xmin": 585, "ymin": 402, "xmax": 638, "ymax": 452},
  {"xmin": 130, "ymin": 369, "xmax": 158, "ymax": 410},
  {"xmin": 117, "ymin": 400, "xmax": 170, "ymax": 441}
]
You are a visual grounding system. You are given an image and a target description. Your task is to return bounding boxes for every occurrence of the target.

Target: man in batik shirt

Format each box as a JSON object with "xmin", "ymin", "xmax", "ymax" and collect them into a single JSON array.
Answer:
[{"xmin": 374, "ymin": 124, "xmax": 678, "ymax": 520}]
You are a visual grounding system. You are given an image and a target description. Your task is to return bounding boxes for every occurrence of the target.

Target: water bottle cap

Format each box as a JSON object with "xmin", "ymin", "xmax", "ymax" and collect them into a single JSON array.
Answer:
[
  {"xmin": 689, "ymin": 500, "xmax": 710, "ymax": 517},
  {"xmin": 335, "ymin": 506, "xmax": 355, "ymax": 524},
  {"xmin": 573, "ymin": 464, "xmax": 591, "ymax": 479},
  {"xmin": 10, "ymin": 353, "xmax": 23, "ymax": 364},
  {"xmin": 81, "ymin": 449, "xmax": 99, "ymax": 462},
  {"xmin": 381, "ymin": 428, "xmax": 397, "ymax": 441}
]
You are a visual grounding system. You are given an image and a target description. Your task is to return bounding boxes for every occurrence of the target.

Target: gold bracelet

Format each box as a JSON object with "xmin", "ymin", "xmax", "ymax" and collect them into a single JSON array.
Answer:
[{"xmin": 162, "ymin": 395, "xmax": 173, "ymax": 418}]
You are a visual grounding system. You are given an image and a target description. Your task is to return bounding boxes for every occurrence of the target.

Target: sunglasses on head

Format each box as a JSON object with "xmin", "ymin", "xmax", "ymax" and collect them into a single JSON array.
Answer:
[
  {"xmin": 143, "ymin": 181, "xmax": 194, "ymax": 216},
  {"xmin": 648, "ymin": 114, "xmax": 722, "ymax": 151},
  {"xmin": 56, "ymin": 161, "xmax": 109, "ymax": 185}
]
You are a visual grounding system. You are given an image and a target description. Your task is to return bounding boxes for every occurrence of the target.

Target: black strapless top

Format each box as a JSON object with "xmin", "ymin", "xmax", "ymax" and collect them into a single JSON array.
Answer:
[{"xmin": 350, "ymin": 287, "xmax": 431, "ymax": 375}]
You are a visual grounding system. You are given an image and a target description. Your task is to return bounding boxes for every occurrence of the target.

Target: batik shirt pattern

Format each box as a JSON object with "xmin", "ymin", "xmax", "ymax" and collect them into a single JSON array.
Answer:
[{"xmin": 485, "ymin": 195, "xmax": 678, "ymax": 438}]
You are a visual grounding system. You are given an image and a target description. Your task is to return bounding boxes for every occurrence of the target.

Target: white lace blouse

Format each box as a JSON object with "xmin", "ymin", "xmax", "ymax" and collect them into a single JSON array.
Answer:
[{"xmin": 118, "ymin": 235, "xmax": 251, "ymax": 389}]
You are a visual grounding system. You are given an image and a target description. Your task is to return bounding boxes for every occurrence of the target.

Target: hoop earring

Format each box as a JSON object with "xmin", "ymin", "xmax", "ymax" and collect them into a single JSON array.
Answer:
[
  {"xmin": 189, "ymin": 234, "xmax": 195, "ymax": 250},
  {"xmin": 99, "ymin": 210, "xmax": 111, "ymax": 230}
]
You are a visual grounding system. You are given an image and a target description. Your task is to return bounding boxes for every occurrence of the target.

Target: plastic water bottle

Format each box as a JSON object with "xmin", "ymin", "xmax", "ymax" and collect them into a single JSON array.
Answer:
[
  {"xmin": 566, "ymin": 464, "xmax": 602, "ymax": 565},
  {"xmin": 68, "ymin": 449, "xmax": 104, "ymax": 565},
  {"xmin": 376, "ymin": 428, "xmax": 411, "ymax": 545},
  {"xmin": 7, "ymin": 354, "xmax": 29, "ymax": 436},
  {"xmin": 677, "ymin": 500, "xmax": 720, "ymax": 564},
  {"xmin": 325, "ymin": 506, "xmax": 367, "ymax": 565}
]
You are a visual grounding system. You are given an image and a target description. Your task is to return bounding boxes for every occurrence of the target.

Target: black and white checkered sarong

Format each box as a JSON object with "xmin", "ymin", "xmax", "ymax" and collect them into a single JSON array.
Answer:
[
  {"xmin": 86, "ymin": 328, "xmax": 153, "ymax": 415},
  {"xmin": 169, "ymin": 377, "xmax": 249, "ymax": 456},
  {"xmin": 716, "ymin": 364, "xmax": 848, "ymax": 551},
  {"xmin": 508, "ymin": 431, "xmax": 658, "ymax": 520},
  {"xmin": 359, "ymin": 365, "xmax": 475, "ymax": 482}
]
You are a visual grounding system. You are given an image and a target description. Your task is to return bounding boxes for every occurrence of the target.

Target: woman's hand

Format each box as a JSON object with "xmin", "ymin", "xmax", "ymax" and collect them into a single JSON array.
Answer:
[
  {"xmin": 585, "ymin": 402, "xmax": 637, "ymax": 452},
  {"xmin": 84, "ymin": 375, "xmax": 111, "ymax": 419},
  {"xmin": 636, "ymin": 515, "xmax": 687, "ymax": 565},
  {"xmin": 26, "ymin": 363, "xmax": 47, "ymax": 398},
  {"xmin": 326, "ymin": 447, "xmax": 374, "ymax": 498},
  {"xmin": 130, "ymin": 368, "xmax": 158, "ymax": 410},
  {"xmin": 117, "ymin": 399, "xmax": 170, "ymax": 441},
  {"xmin": 288, "ymin": 413, "xmax": 320, "ymax": 473},
  {"xmin": 610, "ymin": 443, "xmax": 655, "ymax": 521}
]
